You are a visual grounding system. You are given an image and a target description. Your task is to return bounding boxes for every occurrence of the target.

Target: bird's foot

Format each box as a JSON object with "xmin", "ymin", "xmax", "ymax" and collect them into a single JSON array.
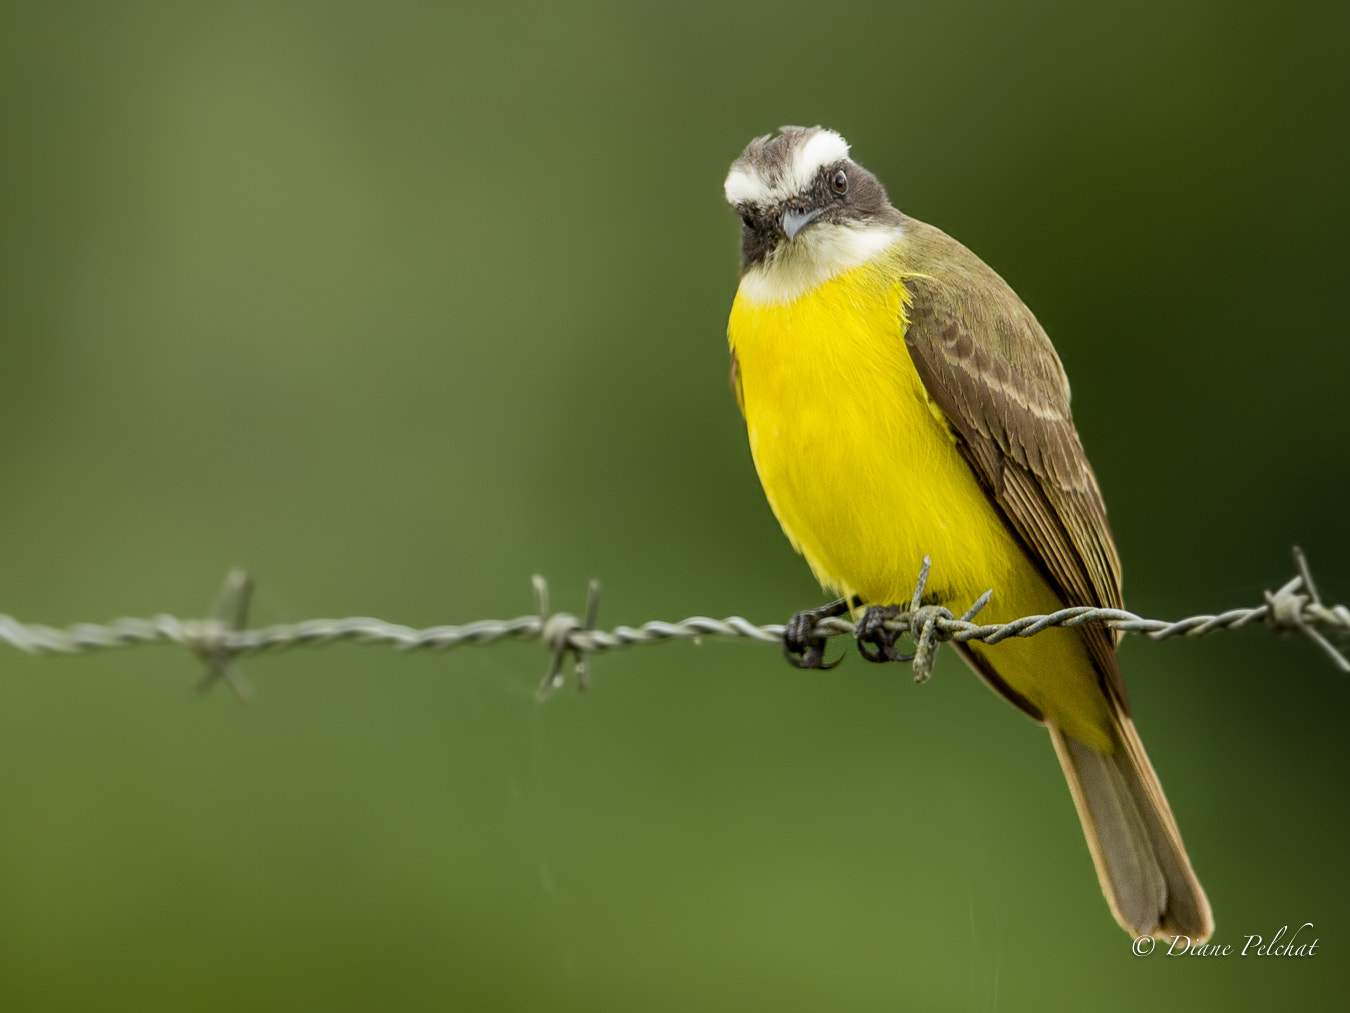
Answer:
[
  {"xmin": 855, "ymin": 605, "xmax": 916, "ymax": 663},
  {"xmin": 782, "ymin": 598, "xmax": 852, "ymax": 669}
]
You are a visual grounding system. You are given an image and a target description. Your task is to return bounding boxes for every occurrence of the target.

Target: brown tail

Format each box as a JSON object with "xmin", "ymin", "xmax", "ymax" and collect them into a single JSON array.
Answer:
[{"xmin": 1049, "ymin": 706, "xmax": 1213, "ymax": 942}]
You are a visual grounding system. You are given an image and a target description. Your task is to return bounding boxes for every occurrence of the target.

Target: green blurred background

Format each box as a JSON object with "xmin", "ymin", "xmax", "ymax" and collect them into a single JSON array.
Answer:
[{"xmin": 1, "ymin": 1, "xmax": 1347, "ymax": 1009}]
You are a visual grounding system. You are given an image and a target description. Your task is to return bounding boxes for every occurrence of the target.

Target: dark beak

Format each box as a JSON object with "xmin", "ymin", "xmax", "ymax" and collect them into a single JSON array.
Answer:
[{"xmin": 781, "ymin": 207, "xmax": 821, "ymax": 241}]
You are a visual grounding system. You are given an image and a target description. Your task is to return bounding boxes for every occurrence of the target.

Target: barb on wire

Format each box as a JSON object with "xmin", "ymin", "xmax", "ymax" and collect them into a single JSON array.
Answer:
[
  {"xmin": 536, "ymin": 577, "xmax": 601, "ymax": 699},
  {"xmin": 0, "ymin": 547, "xmax": 1345, "ymax": 696},
  {"xmin": 192, "ymin": 569, "xmax": 255, "ymax": 702}
]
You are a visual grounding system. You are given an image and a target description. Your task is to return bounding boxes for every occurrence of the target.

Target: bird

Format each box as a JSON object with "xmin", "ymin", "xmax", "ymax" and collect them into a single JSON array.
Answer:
[{"xmin": 723, "ymin": 125, "xmax": 1212, "ymax": 943}]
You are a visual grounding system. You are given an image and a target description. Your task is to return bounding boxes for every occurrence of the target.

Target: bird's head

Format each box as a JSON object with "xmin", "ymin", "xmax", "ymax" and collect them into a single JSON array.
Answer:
[{"xmin": 724, "ymin": 126, "xmax": 903, "ymax": 299}]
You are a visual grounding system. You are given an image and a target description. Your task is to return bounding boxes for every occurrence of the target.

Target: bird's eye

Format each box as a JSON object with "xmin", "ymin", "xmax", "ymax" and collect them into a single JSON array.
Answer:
[{"xmin": 831, "ymin": 169, "xmax": 848, "ymax": 194}]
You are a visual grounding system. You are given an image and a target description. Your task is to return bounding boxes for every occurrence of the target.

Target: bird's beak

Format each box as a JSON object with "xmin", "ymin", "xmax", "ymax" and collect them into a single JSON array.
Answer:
[{"xmin": 781, "ymin": 207, "xmax": 821, "ymax": 241}]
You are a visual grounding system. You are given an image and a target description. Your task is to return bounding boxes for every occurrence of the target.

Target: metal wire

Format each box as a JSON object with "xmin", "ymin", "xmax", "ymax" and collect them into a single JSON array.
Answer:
[{"xmin": 0, "ymin": 547, "xmax": 1345, "ymax": 699}]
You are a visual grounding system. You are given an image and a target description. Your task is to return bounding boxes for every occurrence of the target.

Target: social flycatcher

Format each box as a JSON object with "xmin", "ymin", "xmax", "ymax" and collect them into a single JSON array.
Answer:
[{"xmin": 724, "ymin": 126, "xmax": 1212, "ymax": 943}]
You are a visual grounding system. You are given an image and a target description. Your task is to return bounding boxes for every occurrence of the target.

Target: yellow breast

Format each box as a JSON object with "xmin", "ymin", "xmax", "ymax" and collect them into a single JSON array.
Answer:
[
  {"xmin": 729, "ymin": 259, "xmax": 1011, "ymax": 607},
  {"xmin": 728, "ymin": 256, "xmax": 1111, "ymax": 744}
]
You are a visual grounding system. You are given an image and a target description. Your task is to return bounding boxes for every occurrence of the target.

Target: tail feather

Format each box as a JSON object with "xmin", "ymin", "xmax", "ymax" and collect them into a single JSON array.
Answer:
[{"xmin": 1049, "ymin": 710, "xmax": 1213, "ymax": 942}]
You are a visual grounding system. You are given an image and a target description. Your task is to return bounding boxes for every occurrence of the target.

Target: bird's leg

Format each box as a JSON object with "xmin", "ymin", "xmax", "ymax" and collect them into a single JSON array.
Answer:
[
  {"xmin": 782, "ymin": 597, "xmax": 858, "ymax": 669},
  {"xmin": 855, "ymin": 605, "xmax": 916, "ymax": 664}
]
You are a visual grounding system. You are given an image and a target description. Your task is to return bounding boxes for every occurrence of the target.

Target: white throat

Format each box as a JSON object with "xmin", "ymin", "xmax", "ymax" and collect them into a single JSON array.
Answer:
[{"xmin": 737, "ymin": 221, "xmax": 904, "ymax": 306}]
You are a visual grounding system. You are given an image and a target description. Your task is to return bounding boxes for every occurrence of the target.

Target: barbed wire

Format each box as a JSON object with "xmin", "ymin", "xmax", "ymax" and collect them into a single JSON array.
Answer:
[{"xmin": 0, "ymin": 548, "xmax": 1345, "ymax": 700}]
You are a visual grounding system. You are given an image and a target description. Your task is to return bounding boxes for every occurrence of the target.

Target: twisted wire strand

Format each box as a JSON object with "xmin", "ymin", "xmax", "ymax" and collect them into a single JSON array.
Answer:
[{"xmin": 1, "ymin": 549, "xmax": 1346, "ymax": 696}]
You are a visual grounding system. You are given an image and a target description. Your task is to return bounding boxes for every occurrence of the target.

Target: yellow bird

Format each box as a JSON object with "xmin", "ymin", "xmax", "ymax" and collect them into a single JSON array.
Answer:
[{"xmin": 724, "ymin": 126, "xmax": 1211, "ymax": 943}]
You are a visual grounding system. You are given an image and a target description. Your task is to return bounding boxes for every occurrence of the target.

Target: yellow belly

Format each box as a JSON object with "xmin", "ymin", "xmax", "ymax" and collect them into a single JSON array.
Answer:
[{"xmin": 728, "ymin": 259, "xmax": 1111, "ymax": 746}]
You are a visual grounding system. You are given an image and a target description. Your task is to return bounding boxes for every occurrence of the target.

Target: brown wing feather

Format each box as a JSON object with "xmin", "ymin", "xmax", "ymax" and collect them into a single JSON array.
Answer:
[
  {"xmin": 892, "ymin": 223, "xmax": 1210, "ymax": 941},
  {"xmin": 898, "ymin": 224, "xmax": 1125, "ymax": 705}
]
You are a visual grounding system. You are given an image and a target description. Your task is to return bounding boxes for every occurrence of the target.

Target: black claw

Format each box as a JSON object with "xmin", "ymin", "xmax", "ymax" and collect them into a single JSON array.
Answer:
[
  {"xmin": 782, "ymin": 599, "xmax": 850, "ymax": 670},
  {"xmin": 782, "ymin": 639, "xmax": 839, "ymax": 670},
  {"xmin": 855, "ymin": 605, "xmax": 915, "ymax": 663}
]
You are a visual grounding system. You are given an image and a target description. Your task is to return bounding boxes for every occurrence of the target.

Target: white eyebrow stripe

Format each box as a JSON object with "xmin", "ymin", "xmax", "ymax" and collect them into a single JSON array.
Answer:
[
  {"xmin": 723, "ymin": 166, "xmax": 772, "ymax": 206},
  {"xmin": 723, "ymin": 129, "xmax": 851, "ymax": 208},
  {"xmin": 788, "ymin": 130, "xmax": 850, "ymax": 193}
]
